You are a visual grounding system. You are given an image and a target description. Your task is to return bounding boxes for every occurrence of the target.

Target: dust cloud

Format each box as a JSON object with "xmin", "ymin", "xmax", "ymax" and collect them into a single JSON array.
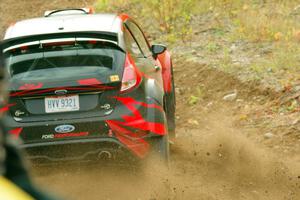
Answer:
[{"xmin": 33, "ymin": 112, "xmax": 300, "ymax": 200}]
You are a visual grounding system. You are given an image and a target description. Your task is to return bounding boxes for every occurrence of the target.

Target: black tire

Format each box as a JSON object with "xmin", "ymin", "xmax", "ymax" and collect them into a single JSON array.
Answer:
[
  {"xmin": 165, "ymin": 64, "xmax": 176, "ymax": 139},
  {"xmin": 151, "ymin": 134, "xmax": 170, "ymax": 164}
]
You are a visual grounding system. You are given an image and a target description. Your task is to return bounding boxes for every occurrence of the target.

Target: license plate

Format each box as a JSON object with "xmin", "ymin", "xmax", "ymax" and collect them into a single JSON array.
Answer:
[{"xmin": 45, "ymin": 95, "xmax": 79, "ymax": 113}]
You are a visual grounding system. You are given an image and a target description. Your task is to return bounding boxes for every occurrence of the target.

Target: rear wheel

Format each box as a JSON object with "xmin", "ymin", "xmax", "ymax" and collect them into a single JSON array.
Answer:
[
  {"xmin": 150, "ymin": 134, "xmax": 170, "ymax": 164},
  {"xmin": 165, "ymin": 65, "xmax": 176, "ymax": 139}
]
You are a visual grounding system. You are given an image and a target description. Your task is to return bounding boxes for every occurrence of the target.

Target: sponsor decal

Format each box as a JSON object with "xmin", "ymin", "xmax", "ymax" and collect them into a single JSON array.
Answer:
[
  {"xmin": 41, "ymin": 134, "xmax": 54, "ymax": 139},
  {"xmin": 41, "ymin": 132, "xmax": 89, "ymax": 139},
  {"xmin": 55, "ymin": 124, "xmax": 75, "ymax": 133},
  {"xmin": 110, "ymin": 75, "xmax": 120, "ymax": 82},
  {"xmin": 54, "ymin": 132, "xmax": 89, "ymax": 138}
]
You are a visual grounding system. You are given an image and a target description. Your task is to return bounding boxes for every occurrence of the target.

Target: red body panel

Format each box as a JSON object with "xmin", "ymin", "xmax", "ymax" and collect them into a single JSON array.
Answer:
[
  {"xmin": 157, "ymin": 51, "xmax": 172, "ymax": 93},
  {"xmin": 118, "ymin": 13, "xmax": 173, "ymax": 94},
  {"xmin": 9, "ymin": 127, "xmax": 23, "ymax": 138},
  {"xmin": 77, "ymin": 78, "xmax": 102, "ymax": 86},
  {"xmin": 119, "ymin": 14, "xmax": 130, "ymax": 23},
  {"xmin": 106, "ymin": 96, "xmax": 166, "ymax": 158}
]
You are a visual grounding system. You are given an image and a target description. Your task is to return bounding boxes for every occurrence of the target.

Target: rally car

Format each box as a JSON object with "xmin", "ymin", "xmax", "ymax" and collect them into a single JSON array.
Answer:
[{"xmin": 1, "ymin": 8, "xmax": 175, "ymax": 162}]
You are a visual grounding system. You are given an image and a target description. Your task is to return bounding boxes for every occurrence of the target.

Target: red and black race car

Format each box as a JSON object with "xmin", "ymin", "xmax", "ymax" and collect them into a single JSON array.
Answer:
[{"xmin": 1, "ymin": 8, "xmax": 175, "ymax": 162}]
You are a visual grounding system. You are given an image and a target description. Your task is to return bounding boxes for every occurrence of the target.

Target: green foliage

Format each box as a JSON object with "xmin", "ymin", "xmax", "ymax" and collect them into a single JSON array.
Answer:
[
  {"xmin": 208, "ymin": 0, "xmax": 300, "ymax": 42},
  {"xmin": 144, "ymin": 0, "xmax": 194, "ymax": 33},
  {"xmin": 94, "ymin": 0, "xmax": 110, "ymax": 11},
  {"xmin": 188, "ymin": 95, "xmax": 199, "ymax": 105},
  {"xmin": 219, "ymin": 47, "xmax": 232, "ymax": 71},
  {"xmin": 188, "ymin": 85, "xmax": 205, "ymax": 106},
  {"xmin": 287, "ymin": 99, "xmax": 299, "ymax": 112},
  {"xmin": 205, "ymin": 42, "xmax": 220, "ymax": 52},
  {"xmin": 94, "ymin": 0, "xmax": 195, "ymax": 43},
  {"xmin": 94, "ymin": 0, "xmax": 300, "ymax": 82}
]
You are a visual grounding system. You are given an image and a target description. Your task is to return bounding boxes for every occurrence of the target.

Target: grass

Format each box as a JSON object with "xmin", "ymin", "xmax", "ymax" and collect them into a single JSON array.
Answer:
[
  {"xmin": 188, "ymin": 85, "xmax": 205, "ymax": 105},
  {"xmin": 94, "ymin": 0, "xmax": 300, "ymax": 87},
  {"xmin": 202, "ymin": 0, "xmax": 300, "ymax": 87},
  {"xmin": 94, "ymin": 0, "xmax": 300, "ymax": 43},
  {"xmin": 95, "ymin": 0, "xmax": 195, "ymax": 43}
]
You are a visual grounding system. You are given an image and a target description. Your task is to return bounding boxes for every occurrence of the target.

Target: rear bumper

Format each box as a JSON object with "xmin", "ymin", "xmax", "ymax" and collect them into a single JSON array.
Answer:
[{"xmin": 6, "ymin": 95, "xmax": 167, "ymax": 159}]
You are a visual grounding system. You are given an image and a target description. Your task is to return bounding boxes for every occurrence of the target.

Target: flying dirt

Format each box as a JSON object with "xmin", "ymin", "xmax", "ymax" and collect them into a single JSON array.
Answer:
[
  {"xmin": 32, "ymin": 60, "xmax": 300, "ymax": 200},
  {"xmin": 0, "ymin": 1, "xmax": 299, "ymax": 200}
]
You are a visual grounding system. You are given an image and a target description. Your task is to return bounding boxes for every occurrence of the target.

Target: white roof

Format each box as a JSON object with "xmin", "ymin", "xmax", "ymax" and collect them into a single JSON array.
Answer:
[{"xmin": 4, "ymin": 13, "xmax": 122, "ymax": 40}]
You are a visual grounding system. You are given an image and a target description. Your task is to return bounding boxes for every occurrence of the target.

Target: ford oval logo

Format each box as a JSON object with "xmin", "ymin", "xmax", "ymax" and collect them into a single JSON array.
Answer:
[{"xmin": 55, "ymin": 125, "xmax": 75, "ymax": 133}]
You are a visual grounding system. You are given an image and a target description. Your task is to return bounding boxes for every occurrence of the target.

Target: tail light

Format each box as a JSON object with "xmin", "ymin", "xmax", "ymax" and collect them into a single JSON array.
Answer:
[{"xmin": 120, "ymin": 54, "xmax": 141, "ymax": 92}]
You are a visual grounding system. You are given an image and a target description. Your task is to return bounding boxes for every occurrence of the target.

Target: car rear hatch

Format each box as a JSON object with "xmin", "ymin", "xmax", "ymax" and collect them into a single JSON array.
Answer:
[{"xmin": 5, "ymin": 37, "xmax": 125, "ymax": 123}]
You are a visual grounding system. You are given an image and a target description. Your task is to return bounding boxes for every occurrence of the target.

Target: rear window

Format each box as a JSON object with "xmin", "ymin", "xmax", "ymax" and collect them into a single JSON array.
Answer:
[{"xmin": 5, "ymin": 40, "xmax": 125, "ymax": 81}]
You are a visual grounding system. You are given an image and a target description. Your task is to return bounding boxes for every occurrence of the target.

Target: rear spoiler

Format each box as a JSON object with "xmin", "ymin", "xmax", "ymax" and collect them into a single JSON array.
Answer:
[
  {"xmin": 1, "ymin": 31, "xmax": 120, "ymax": 51},
  {"xmin": 3, "ymin": 38, "xmax": 122, "ymax": 54},
  {"xmin": 44, "ymin": 8, "xmax": 94, "ymax": 17}
]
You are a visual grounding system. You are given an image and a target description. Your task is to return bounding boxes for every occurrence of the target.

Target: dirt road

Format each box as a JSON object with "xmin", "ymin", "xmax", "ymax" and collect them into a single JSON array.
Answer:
[
  {"xmin": 32, "ymin": 59, "xmax": 300, "ymax": 200},
  {"xmin": 0, "ymin": 1, "xmax": 299, "ymax": 199}
]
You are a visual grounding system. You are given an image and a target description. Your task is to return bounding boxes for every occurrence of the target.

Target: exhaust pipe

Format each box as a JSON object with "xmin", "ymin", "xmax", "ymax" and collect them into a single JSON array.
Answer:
[{"xmin": 97, "ymin": 150, "xmax": 112, "ymax": 160}]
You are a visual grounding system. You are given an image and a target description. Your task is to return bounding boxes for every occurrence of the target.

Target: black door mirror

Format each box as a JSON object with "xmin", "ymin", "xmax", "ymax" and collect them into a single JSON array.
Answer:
[{"xmin": 151, "ymin": 44, "xmax": 167, "ymax": 58}]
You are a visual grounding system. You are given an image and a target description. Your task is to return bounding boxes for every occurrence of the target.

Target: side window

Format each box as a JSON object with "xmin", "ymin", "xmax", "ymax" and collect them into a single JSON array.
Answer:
[
  {"xmin": 123, "ymin": 26, "xmax": 144, "ymax": 58},
  {"xmin": 126, "ymin": 21, "xmax": 152, "ymax": 57}
]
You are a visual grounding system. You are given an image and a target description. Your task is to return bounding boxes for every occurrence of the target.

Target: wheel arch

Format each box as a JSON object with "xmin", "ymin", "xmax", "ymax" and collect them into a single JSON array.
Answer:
[
  {"xmin": 157, "ymin": 50, "xmax": 172, "ymax": 94},
  {"xmin": 143, "ymin": 78, "xmax": 164, "ymax": 106}
]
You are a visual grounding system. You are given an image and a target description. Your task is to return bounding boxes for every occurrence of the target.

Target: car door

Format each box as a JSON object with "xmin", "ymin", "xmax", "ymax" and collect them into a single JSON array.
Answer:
[{"xmin": 123, "ymin": 21, "xmax": 163, "ymax": 89}]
